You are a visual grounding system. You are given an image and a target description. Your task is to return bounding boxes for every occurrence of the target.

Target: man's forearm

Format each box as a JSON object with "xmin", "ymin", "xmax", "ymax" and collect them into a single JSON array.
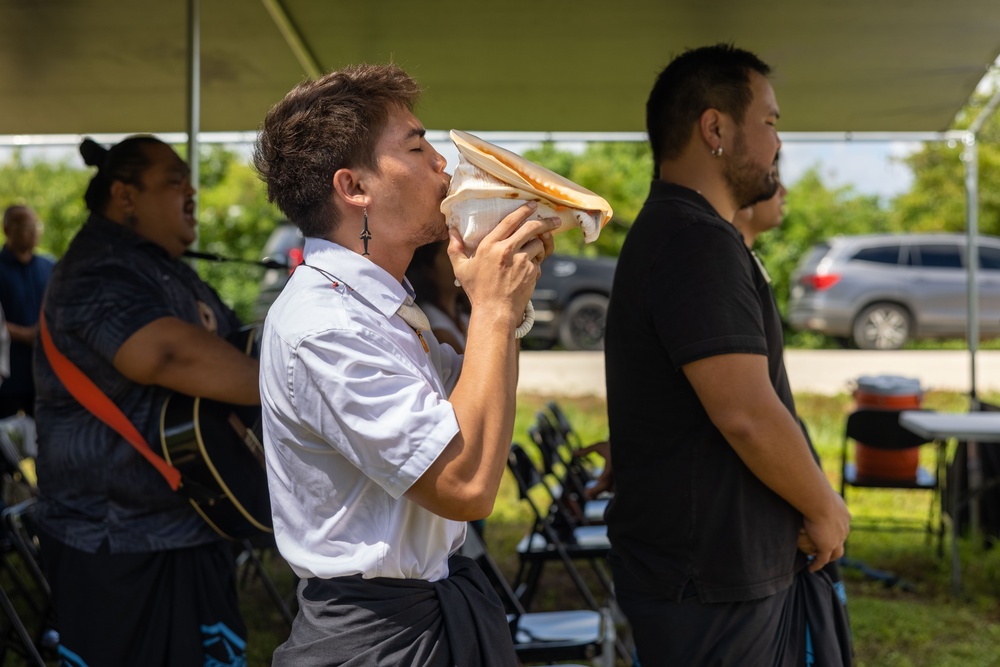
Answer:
[
  {"xmin": 722, "ymin": 402, "xmax": 841, "ymax": 520},
  {"xmin": 404, "ymin": 310, "xmax": 520, "ymax": 520},
  {"xmin": 6, "ymin": 321, "xmax": 36, "ymax": 345},
  {"xmin": 684, "ymin": 353, "xmax": 848, "ymax": 522},
  {"xmin": 722, "ymin": 401, "xmax": 850, "ymax": 570},
  {"xmin": 441, "ymin": 311, "xmax": 519, "ymax": 503}
]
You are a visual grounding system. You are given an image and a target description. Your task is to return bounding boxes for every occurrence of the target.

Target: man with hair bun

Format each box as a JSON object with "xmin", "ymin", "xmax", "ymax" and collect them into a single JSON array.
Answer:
[
  {"xmin": 33, "ymin": 135, "xmax": 260, "ymax": 667},
  {"xmin": 254, "ymin": 63, "xmax": 556, "ymax": 665}
]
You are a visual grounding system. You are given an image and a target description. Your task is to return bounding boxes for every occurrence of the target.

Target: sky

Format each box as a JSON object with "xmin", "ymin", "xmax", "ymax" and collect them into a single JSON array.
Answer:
[
  {"xmin": 0, "ymin": 134, "xmax": 922, "ymax": 201},
  {"xmin": 778, "ymin": 140, "xmax": 919, "ymax": 200}
]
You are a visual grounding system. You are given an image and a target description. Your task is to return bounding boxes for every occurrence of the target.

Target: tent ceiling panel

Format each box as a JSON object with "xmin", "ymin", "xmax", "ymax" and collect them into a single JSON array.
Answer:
[{"xmin": 0, "ymin": 0, "xmax": 998, "ymax": 135}]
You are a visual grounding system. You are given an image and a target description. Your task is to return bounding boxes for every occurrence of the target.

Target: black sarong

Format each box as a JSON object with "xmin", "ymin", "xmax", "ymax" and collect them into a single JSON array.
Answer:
[
  {"xmin": 799, "ymin": 561, "xmax": 854, "ymax": 666},
  {"xmin": 273, "ymin": 554, "xmax": 517, "ymax": 667},
  {"xmin": 613, "ymin": 552, "xmax": 853, "ymax": 666}
]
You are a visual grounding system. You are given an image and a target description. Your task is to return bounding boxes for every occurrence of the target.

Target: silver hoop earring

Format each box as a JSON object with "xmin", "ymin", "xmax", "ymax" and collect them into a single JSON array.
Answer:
[{"xmin": 360, "ymin": 206, "xmax": 372, "ymax": 256}]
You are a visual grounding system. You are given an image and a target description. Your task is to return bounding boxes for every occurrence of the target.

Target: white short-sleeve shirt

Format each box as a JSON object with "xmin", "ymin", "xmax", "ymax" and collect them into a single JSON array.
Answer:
[{"xmin": 260, "ymin": 238, "xmax": 465, "ymax": 581}]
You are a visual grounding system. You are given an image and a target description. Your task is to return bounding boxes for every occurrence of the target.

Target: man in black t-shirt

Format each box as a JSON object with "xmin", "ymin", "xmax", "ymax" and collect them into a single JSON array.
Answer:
[{"xmin": 603, "ymin": 44, "xmax": 851, "ymax": 665}]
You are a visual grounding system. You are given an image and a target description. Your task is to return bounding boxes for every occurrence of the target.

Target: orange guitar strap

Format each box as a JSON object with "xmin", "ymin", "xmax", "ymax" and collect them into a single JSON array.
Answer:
[{"xmin": 39, "ymin": 313, "xmax": 183, "ymax": 491}]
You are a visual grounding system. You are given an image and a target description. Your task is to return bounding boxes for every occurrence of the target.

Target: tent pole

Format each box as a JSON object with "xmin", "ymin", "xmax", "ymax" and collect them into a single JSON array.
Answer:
[
  {"xmin": 963, "ymin": 81, "xmax": 1000, "ymax": 409},
  {"xmin": 962, "ymin": 133, "xmax": 979, "ymax": 406},
  {"xmin": 260, "ymin": 0, "xmax": 322, "ymax": 78},
  {"xmin": 962, "ymin": 135, "xmax": 983, "ymax": 542},
  {"xmin": 187, "ymin": 0, "xmax": 201, "ymax": 250},
  {"xmin": 961, "ymin": 82, "xmax": 1000, "ymax": 542}
]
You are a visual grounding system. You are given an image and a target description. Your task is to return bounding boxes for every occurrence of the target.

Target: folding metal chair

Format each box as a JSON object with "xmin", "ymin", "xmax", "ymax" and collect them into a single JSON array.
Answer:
[
  {"xmin": 0, "ymin": 415, "xmax": 39, "ymax": 507},
  {"xmin": 546, "ymin": 401, "xmax": 584, "ymax": 449},
  {"xmin": 840, "ymin": 408, "xmax": 944, "ymax": 551},
  {"xmin": 461, "ymin": 523, "xmax": 618, "ymax": 667},
  {"xmin": 506, "ymin": 444, "xmax": 614, "ymax": 614},
  {"xmin": 528, "ymin": 415, "xmax": 607, "ymax": 526},
  {"xmin": 544, "ymin": 403, "xmax": 606, "ymax": 488},
  {"xmin": 0, "ymin": 498, "xmax": 58, "ymax": 666}
]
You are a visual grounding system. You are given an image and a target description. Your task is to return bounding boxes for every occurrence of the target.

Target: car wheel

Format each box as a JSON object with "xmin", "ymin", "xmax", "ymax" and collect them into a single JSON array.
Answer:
[
  {"xmin": 852, "ymin": 303, "xmax": 911, "ymax": 350},
  {"xmin": 558, "ymin": 294, "xmax": 609, "ymax": 351}
]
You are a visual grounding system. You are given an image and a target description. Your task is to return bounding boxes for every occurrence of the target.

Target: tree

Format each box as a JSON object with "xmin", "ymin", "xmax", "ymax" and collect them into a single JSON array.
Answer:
[
  {"xmin": 191, "ymin": 145, "xmax": 284, "ymax": 322},
  {"xmin": 0, "ymin": 144, "xmax": 282, "ymax": 323},
  {"xmin": 892, "ymin": 84, "xmax": 1000, "ymax": 236},
  {"xmin": 0, "ymin": 150, "xmax": 90, "ymax": 257}
]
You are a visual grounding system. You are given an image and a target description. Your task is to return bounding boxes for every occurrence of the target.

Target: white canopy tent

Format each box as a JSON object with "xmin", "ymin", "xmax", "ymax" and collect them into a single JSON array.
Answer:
[{"xmin": 2, "ymin": 0, "xmax": 1000, "ymax": 398}]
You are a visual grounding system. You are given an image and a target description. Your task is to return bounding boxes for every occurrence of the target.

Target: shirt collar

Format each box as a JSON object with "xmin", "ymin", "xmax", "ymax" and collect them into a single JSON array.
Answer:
[
  {"xmin": 647, "ymin": 180, "xmax": 719, "ymax": 214},
  {"xmin": 647, "ymin": 180, "xmax": 745, "ymax": 244},
  {"xmin": 301, "ymin": 236, "xmax": 410, "ymax": 320}
]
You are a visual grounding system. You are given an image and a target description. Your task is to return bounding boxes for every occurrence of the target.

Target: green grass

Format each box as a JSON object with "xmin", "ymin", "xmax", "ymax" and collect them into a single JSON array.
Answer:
[
  {"xmin": 242, "ymin": 391, "xmax": 1000, "ymax": 665},
  {"xmin": 786, "ymin": 331, "xmax": 1000, "ymax": 351}
]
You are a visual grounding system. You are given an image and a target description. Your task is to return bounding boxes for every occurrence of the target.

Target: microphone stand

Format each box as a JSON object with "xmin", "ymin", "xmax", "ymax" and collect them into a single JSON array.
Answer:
[{"xmin": 183, "ymin": 250, "xmax": 289, "ymax": 271}]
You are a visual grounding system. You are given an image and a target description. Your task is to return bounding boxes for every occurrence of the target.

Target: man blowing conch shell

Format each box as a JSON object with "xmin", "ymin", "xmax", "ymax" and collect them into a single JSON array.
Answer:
[{"xmin": 254, "ymin": 63, "xmax": 610, "ymax": 666}]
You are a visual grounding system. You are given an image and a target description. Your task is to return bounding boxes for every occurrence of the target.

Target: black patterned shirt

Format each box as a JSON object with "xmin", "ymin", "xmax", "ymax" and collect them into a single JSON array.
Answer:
[{"xmin": 34, "ymin": 214, "xmax": 242, "ymax": 553}]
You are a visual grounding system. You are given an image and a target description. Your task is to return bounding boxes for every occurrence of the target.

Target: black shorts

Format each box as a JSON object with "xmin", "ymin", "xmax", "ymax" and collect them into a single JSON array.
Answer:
[{"xmin": 38, "ymin": 531, "xmax": 246, "ymax": 667}]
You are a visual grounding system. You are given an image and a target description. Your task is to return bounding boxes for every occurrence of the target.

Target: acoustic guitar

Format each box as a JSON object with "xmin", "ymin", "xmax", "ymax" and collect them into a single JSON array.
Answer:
[{"xmin": 158, "ymin": 327, "xmax": 273, "ymax": 540}]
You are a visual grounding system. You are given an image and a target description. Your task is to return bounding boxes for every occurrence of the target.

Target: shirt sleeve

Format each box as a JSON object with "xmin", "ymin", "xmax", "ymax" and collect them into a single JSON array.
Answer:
[
  {"xmin": 56, "ymin": 262, "xmax": 177, "ymax": 365},
  {"xmin": 649, "ymin": 223, "xmax": 767, "ymax": 370},
  {"xmin": 290, "ymin": 327, "xmax": 460, "ymax": 499}
]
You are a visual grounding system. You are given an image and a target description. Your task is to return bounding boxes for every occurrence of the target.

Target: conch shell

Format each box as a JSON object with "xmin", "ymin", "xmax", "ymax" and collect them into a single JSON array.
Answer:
[{"xmin": 440, "ymin": 130, "xmax": 613, "ymax": 250}]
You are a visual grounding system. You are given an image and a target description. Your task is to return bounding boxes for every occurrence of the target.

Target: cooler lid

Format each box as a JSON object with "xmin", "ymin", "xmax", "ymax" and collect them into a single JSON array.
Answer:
[{"xmin": 855, "ymin": 374, "xmax": 923, "ymax": 396}]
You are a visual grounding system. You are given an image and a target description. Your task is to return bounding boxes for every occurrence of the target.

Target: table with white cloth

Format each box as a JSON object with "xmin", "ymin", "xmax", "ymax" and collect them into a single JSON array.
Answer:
[{"xmin": 898, "ymin": 410, "xmax": 1000, "ymax": 595}]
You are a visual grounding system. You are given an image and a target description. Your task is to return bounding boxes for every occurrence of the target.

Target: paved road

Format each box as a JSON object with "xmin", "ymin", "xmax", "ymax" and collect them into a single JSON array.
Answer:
[{"xmin": 517, "ymin": 349, "xmax": 1000, "ymax": 397}]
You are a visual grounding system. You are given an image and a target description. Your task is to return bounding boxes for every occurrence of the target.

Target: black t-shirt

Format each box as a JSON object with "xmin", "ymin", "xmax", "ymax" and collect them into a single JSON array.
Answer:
[
  {"xmin": 604, "ymin": 181, "xmax": 806, "ymax": 603},
  {"xmin": 34, "ymin": 215, "xmax": 242, "ymax": 554}
]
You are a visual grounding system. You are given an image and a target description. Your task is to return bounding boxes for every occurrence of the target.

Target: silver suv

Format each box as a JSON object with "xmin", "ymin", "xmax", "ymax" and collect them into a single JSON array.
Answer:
[{"xmin": 788, "ymin": 233, "xmax": 1000, "ymax": 349}]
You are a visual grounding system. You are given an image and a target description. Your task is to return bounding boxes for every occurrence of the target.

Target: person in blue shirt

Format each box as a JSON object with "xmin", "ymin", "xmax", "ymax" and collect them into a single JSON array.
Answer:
[{"xmin": 0, "ymin": 205, "xmax": 54, "ymax": 417}]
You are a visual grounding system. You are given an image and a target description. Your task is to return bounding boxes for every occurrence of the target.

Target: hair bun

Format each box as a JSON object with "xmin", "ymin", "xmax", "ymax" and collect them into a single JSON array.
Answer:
[{"xmin": 79, "ymin": 137, "xmax": 108, "ymax": 168}]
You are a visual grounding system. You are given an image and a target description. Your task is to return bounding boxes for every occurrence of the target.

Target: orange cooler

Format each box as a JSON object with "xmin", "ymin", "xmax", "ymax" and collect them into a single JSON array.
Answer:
[{"xmin": 853, "ymin": 375, "xmax": 923, "ymax": 480}]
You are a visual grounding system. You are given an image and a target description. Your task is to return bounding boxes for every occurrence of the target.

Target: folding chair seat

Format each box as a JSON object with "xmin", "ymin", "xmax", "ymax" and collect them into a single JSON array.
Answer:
[
  {"xmin": 0, "ymin": 498, "xmax": 58, "ymax": 666},
  {"xmin": 506, "ymin": 443, "xmax": 614, "ymax": 613},
  {"xmin": 460, "ymin": 524, "xmax": 618, "ymax": 667},
  {"xmin": 839, "ymin": 408, "xmax": 944, "ymax": 549}
]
